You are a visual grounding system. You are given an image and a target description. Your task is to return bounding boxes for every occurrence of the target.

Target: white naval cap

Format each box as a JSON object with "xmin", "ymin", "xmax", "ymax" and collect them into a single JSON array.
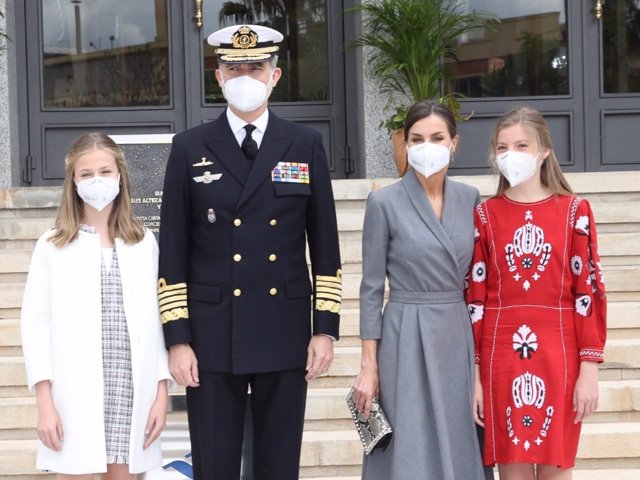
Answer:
[{"xmin": 207, "ymin": 24, "xmax": 284, "ymax": 64}]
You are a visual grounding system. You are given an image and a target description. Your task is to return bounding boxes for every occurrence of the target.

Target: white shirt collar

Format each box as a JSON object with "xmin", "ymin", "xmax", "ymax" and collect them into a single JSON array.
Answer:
[{"xmin": 226, "ymin": 108, "xmax": 269, "ymax": 137}]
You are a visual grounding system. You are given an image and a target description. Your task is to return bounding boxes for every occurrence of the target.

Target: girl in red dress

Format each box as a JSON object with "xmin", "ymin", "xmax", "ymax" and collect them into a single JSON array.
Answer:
[{"xmin": 466, "ymin": 107, "xmax": 606, "ymax": 480}]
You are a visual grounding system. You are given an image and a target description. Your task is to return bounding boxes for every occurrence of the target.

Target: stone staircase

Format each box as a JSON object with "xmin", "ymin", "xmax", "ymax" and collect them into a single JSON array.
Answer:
[{"xmin": 1, "ymin": 173, "xmax": 639, "ymax": 479}]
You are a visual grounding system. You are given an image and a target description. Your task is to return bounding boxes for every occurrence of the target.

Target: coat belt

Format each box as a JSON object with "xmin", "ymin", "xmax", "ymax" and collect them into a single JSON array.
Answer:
[{"xmin": 388, "ymin": 290, "xmax": 464, "ymax": 304}]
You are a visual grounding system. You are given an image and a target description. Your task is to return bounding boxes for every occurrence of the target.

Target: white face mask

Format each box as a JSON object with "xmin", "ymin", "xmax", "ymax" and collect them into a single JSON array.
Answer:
[
  {"xmin": 75, "ymin": 175, "xmax": 120, "ymax": 212},
  {"xmin": 220, "ymin": 69, "xmax": 275, "ymax": 112},
  {"xmin": 496, "ymin": 151, "xmax": 539, "ymax": 187},
  {"xmin": 406, "ymin": 142, "xmax": 451, "ymax": 179}
]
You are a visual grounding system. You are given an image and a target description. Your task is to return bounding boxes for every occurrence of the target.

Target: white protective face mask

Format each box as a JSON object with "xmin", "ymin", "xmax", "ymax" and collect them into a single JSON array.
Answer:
[
  {"xmin": 496, "ymin": 151, "xmax": 539, "ymax": 187},
  {"xmin": 75, "ymin": 175, "xmax": 120, "ymax": 212},
  {"xmin": 221, "ymin": 69, "xmax": 275, "ymax": 112},
  {"xmin": 406, "ymin": 142, "xmax": 451, "ymax": 179}
]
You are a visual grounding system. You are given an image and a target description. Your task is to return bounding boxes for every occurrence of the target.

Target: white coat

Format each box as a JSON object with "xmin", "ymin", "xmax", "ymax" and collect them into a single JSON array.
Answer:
[{"xmin": 21, "ymin": 228, "xmax": 171, "ymax": 474}]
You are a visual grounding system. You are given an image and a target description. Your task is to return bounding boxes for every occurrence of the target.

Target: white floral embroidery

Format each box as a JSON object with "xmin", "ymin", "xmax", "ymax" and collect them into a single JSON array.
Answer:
[
  {"xmin": 513, "ymin": 325, "xmax": 538, "ymax": 359},
  {"xmin": 575, "ymin": 294, "xmax": 592, "ymax": 317},
  {"xmin": 468, "ymin": 303, "xmax": 485, "ymax": 324},
  {"xmin": 571, "ymin": 255, "xmax": 583, "ymax": 276},
  {"xmin": 512, "ymin": 371, "xmax": 546, "ymax": 409},
  {"xmin": 472, "ymin": 261, "xmax": 486, "ymax": 283},
  {"xmin": 597, "ymin": 261, "xmax": 605, "ymax": 286},
  {"xmin": 575, "ymin": 215, "xmax": 589, "ymax": 235}
]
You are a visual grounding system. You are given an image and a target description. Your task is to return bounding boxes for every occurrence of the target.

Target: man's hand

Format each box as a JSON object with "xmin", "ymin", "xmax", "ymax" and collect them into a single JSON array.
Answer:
[
  {"xmin": 305, "ymin": 335, "xmax": 334, "ymax": 381},
  {"xmin": 169, "ymin": 343, "xmax": 200, "ymax": 387}
]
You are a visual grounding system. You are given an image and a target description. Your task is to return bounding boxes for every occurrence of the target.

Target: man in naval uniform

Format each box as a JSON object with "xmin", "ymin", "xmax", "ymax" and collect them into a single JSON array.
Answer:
[{"xmin": 157, "ymin": 24, "xmax": 342, "ymax": 480}]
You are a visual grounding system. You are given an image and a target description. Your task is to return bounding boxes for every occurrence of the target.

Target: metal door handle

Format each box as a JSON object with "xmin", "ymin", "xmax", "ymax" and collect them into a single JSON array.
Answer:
[
  {"xmin": 194, "ymin": 0, "xmax": 203, "ymax": 28},
  {"xmin": 594, "ymin": 0, "xmax": 603, "ymax": 20}
]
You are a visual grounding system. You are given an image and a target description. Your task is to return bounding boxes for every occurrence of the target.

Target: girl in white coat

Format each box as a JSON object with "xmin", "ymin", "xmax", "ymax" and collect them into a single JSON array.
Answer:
[{"xmin": 21, "ymin": 132, "xmax": 171, "ymax": 480}]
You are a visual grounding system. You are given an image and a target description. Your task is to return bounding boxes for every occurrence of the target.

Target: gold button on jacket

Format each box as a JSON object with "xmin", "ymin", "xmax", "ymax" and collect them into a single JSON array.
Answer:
[{"xmin": 158, "ymin": 112, "xmax": 342, "ymax": 374}]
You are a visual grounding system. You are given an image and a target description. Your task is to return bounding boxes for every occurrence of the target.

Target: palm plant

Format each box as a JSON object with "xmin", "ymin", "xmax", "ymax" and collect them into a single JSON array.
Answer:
[{"xmin": 348, "ymin": 0, "xmax": 494, "ymax": 131}]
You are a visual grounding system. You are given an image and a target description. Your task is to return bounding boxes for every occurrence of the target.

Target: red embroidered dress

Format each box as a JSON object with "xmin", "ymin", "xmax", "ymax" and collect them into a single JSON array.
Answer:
[{"xmin": 467, "ymin": 194, "xmax": 606, "ymax": 467}]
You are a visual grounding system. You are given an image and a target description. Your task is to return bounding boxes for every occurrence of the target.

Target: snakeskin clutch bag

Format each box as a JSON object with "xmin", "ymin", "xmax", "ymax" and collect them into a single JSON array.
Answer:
[{"xmin": 346, "ymin": 387, "xmax": 393, "ymax": 455}]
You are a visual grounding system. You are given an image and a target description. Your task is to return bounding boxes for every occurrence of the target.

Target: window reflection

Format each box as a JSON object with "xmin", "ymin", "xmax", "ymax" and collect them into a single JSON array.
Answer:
[
  {"xmin": 202, "ymin": 0, "xmax": 329, "ymax": 104},
  {"xmin": 42, "ymin": 0, "xmax": 170, "ymax": 108},
  {"xmin": 451, "ymin": 1, "xmax": 568, "ymax": 97},
  {"xmin": 603, "ymin": 0, "xmax": 640, "ymax": 94}
]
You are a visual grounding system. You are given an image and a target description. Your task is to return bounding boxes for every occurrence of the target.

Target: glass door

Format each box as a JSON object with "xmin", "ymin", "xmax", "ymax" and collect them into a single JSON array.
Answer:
[
  {"xmin": 447, "ymin": 0, "xmax": 587, "ymax": 173},
  {"xmin": 584, "ymin": 0, "xmax": 640, "ymax": 170},
  {"xmin": 23, "ymin": 0, "xmax": 187, "ymax": 185},
  {"xmin": 183, "ymin": 0, "xmax": 353, "ymax": 178}
]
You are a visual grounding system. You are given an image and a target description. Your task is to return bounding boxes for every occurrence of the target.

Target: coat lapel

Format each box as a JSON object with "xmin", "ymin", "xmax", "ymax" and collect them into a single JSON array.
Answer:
[
  {"xmin": 401, "ymin": 172, "xmax": 461, "ymax": 275},
  {"xmin": 203, "ymin": 112, "xmax": 249, "ymax": 187},
  {"xmin": 237, "ymin": 112, "xmax": 292, "ymax": 209}
]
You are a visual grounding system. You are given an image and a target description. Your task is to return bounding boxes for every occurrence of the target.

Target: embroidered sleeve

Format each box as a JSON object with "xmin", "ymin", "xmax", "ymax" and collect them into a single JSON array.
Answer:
[
  {"xmin": 466, "ymin": 204, "xmax": 490, "ymax": 365},
  {"xmin": 571, "ymin": 198, "xmax": 607, "ymax": 362}
]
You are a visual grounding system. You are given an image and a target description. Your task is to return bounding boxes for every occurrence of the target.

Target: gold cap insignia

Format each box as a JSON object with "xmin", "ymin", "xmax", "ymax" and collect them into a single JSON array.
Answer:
[{"xmin": 232, "ymin": 26, "xmax": 258, "ymax": 50}]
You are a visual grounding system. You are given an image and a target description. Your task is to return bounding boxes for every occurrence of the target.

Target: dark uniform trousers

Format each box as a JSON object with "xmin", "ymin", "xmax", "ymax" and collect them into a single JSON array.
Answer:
[{"xmin": 158, "ymin": 110, "xmax": 342, "ymax": 480}]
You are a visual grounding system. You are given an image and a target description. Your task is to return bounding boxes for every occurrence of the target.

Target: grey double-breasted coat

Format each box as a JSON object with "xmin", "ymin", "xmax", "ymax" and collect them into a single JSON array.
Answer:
[{"xmin": 359, "ymin": 171, "xmax": 486, "ymax": 480}]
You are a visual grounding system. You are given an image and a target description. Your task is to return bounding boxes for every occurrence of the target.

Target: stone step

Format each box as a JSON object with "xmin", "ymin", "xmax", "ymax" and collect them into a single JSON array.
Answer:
[
  {"xmin": 157, "ymin": 422, "xmax": 640, "ymax": 468},
  {"xmin": 0, "ymin": 237, "xmax": 636, "ymax": 276},
  {"xmin": 0, "ymin": 357, "xmax": 27, "ymax": 388},
  {"xmin": 4, "ymin": 379, "xmax": 639, "ymax": 435},
  {"xmin": 0, "ymin": 218, "xmax": 52, "ymax": 242},
  {"xmin": 605, "ymin": 339, "xmax": 640, "ymax": 369},
  {"xmin": 590, "ymin": 201, "xmax": 640, "ymax": 225},
  {"xmin": 0, "ymin": 319, "xmax": 21, "ymax": 348},
  {"xmin": 0, "ymin": 250, "xmax": 32, "ymax": 274},
  {"xmin": 0, "ymin": 337, "xmax": 636, "ymax": 401},
  {"xmin": 0, "ymin": 284, "xmax": 24, "ymax": 312}
]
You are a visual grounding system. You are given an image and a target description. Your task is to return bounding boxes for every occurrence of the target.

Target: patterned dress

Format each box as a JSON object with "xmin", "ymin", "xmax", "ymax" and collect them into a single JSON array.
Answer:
[
  {"xmin": 101, "ymin": 248, "xmax": 134, "ymax": 464},
  {"xmin": 466, "ymin": 194, "xmax": 606, "ymax": 467}
]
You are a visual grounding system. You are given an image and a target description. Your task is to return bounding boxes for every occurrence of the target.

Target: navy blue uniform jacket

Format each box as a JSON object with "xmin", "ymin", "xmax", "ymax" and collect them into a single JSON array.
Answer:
[{"xmin": 158, "ymin": 110, "xmax": 342, "ymax": 374}]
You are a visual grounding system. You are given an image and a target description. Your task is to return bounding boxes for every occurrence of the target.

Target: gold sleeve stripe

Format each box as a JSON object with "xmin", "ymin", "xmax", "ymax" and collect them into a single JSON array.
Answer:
[
  {"xmin": 316, "ymin": 271, "xmax": 342, "ymax": 282},
  {"xmin": 158, "ymin": 278, "xmax": 187, "ymax": 293},
  {"xmin": 158, "ymin": 288, "xmax": 187, "ymax": 300},
  {"xmin": 317, "ymin": 279, "xmax": 341, "ymax": 288},
  {"xmin": 161, "ymin": 307, "xmax": 189, "ymax": 324},
  {"xmin": 160, "ymin": 299, "xmax": 188, "ymax": 311},
  {"xmin": 316, "ymin": 293, "xmax": 342, "ymax": 303},
  {"xmin": 316, "ymin": 286, "xmax": 342, "ymax": 296},
  {"xmin": 316, "ymin": 299, "xmax": 341, "ymax": 314}
]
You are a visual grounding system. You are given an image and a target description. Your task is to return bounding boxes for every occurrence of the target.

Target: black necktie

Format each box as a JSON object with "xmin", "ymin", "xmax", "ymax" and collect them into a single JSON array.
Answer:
[{"xmin": 241, "ymin": 124, "xmax": 258, "ymax": 169}]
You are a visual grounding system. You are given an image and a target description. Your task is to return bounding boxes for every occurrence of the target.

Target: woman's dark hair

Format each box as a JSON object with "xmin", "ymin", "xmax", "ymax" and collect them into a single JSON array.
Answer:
[{"xmin": 403, "ymin": 100, "xmax": 457, "ymax": 141}]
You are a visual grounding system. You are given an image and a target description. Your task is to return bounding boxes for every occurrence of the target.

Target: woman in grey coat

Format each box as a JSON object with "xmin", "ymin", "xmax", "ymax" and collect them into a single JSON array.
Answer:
[{"xmin": 353, "ymin": 100, "xmax": 490, "ymax": 480}]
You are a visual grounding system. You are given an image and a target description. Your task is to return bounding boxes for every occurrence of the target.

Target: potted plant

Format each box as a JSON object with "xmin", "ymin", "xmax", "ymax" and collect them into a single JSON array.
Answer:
[{"xmin": 347, "ymin": 0, "xmax": 494, "ymax": 174}]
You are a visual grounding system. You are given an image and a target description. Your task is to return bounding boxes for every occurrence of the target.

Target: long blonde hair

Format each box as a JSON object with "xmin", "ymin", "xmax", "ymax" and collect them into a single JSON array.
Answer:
[
  {"xmin": 49, "ymin": 132, "xmax": 145, "ymax": 247},
  {"xmin": 490, "ymin": 107, "xmax": 573, "ymax": 196}
]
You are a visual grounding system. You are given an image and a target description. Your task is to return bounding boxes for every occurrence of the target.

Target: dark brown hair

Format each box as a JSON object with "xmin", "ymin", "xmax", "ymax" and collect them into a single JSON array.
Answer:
[{"xmin": 399, "ymin": 100, "xmax": 457, "ymax": 176}]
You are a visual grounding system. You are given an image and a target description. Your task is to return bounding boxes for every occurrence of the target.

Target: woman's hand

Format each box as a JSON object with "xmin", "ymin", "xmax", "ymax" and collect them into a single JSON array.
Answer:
[
  {"xmin": 473, "ymin": 364, "xmax": 484, "ymax": 427},
  {"xmin": 573, "ymin": 361, "xmax": 599, "ymax": 423},
  {"xmin": 352, "ymin": 339, "xmax": 380, "ymax": 418},
  {"xmin": 35, "ymin": 381, "xmax": 64, "ymax": 451},
  {"xmin": 144, "ymin": 380, "xmax": 168, "ymax": 448},
  {"xmin": 353, "ymin": 366, "xmax": 380, "ymax": 419}
]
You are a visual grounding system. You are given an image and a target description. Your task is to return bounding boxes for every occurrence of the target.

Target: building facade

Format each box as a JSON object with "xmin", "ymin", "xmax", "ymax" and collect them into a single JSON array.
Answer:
[{"xmin": 1, "ymin": 0, "xmax": 639, "ymax": 188}]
